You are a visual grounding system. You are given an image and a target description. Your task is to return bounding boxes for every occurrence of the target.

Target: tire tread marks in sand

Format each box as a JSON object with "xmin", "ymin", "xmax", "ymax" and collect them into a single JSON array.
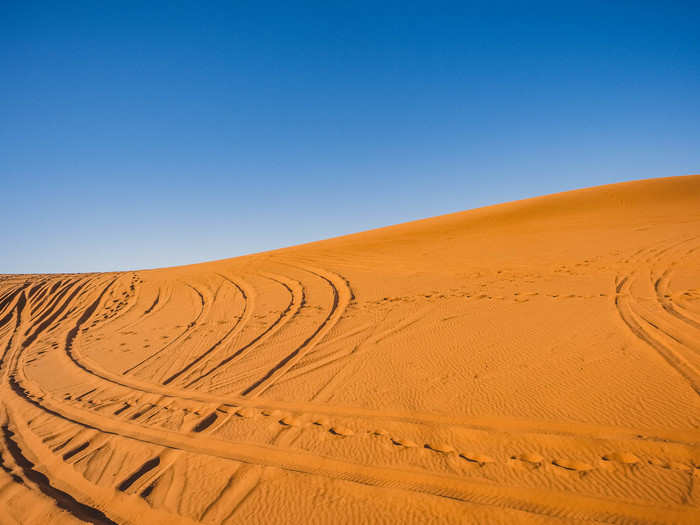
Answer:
[
  {"xmin": 47, "ymin": 276, "xmax": 700, "ymax": 445},
  {"xmin": 242, "ymin": 265, "xmax": 351, "ymax": 397},
  {"xmin": 122, "ymin": 281, "xmax": 206, "ymax": 376},
  {"xmin": 10, "ymin": 286, "xmax": 690, "ymax": 525},
  {"xmin": 162, "ymin": 273, "xmax": 252, "ymax": 386},
  {"xmin": 615, "ymin": 239, "xmax": 700, "ymax": 395},
  {"xmin": 117, "ymin": 456, "xmax": 160, "ymax": 492},
  {"xmin": 2, "ymin": 424, "xmax": 117, "ymax": 525},
  {"xmin": 184, "ymin": 273, "xmax": 304, "ymax": 389},
  {"xmin": 4, "ymin": 229, "xmax": 700, "ymax": 525}
]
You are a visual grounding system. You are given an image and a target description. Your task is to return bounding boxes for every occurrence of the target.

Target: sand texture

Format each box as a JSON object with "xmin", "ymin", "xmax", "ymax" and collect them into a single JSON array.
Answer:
[{"xmin": 1, "ymin": 175, "xmax": 699, "ymax": 524}]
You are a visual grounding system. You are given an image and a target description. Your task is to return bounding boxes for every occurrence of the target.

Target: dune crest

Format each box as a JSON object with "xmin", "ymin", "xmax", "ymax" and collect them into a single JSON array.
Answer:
[{"xmin": 1, "ymin": 175, "xmax": 699, "ymax": 524}]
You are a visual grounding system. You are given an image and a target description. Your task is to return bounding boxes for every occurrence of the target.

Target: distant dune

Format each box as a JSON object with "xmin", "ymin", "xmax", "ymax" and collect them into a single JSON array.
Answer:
[{"xmin": 1, "ymin": 175, "xmax": 699, "ymax": 524}]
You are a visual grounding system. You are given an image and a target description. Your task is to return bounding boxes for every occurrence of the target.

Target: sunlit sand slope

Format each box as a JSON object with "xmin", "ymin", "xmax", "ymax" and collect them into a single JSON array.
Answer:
[{"xmin": 1, "ymin": 175, "xmax": 699, "ymax": 524}]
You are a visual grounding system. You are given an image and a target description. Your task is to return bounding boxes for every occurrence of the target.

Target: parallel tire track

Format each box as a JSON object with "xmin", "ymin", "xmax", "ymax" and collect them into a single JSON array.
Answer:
[{"xmin": 241, "ymin": 264, "xmax": 352, "ymax": 397}]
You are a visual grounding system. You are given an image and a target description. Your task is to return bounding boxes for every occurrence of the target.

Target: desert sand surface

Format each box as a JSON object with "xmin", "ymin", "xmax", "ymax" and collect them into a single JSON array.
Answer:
[{"xmin": 1, "ymin": 175, "xmax": 699, "ymax": 524}]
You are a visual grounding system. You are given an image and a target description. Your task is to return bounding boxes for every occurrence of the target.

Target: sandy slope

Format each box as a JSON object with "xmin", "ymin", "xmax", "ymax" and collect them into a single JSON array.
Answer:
[{"xmin": 1, "ymin": 175, "xmax": 699, "ymax": 524}]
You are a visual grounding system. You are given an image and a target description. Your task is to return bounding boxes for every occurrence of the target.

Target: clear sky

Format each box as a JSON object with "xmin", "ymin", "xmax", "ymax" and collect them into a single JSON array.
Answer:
[{"xmin": 2, "ymin": 2, "xmax": 699, "ymax": 274}]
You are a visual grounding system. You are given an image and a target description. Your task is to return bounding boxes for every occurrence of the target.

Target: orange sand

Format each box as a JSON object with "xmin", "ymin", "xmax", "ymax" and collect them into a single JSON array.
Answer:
[{"xmin": 1, "ymin": 175, "xmax": 699, "ymax": 524}]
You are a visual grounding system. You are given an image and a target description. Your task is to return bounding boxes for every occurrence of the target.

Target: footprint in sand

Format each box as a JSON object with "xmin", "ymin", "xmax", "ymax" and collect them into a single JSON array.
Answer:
[
  {"xmin": 460, "ymin": 453, "xmax": 495, "ymax": 466},
  {"xmin": 392, "ymin": 438, "xmax": 418, "ymax": 448},
  {"xmin": 510, "ymin": 452, "xmax": 544, "ymax": 470},
  {"xmin": 425, "ymin": 443, "xmax": 456, "ymax": 454},
  {"xmin": 552, "ymin": 459, "xmax": 594, "ymax": 473},
  {"xmin": 235, "ymin": 407, "xmax": 257, "ymax": 418},
  {"xmin": 601, "ymin": 452, "xmax": 641, "ymax": 466},
  {"xmin": 329, "ymin": 426, "xmax": 354, "ymax": 437},
  {"xmin": 279, "ymin": 415, "xmax": 302, "ymax": 427},
  {"xmin": 648, "ymin": 458, "xmax": 692, "ymax": 472}
]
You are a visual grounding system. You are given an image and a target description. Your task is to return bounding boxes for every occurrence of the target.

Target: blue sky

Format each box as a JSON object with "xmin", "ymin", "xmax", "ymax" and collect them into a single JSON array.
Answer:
[{"xmin": 2, "ymin": 1, "xmax": 699, "ymax": 273}]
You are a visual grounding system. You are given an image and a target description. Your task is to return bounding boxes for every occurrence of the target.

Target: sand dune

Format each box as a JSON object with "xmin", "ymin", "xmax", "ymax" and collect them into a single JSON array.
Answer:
[{"xmin": 1, "ymin": 175, "xmax": 699, "ymax": 524}]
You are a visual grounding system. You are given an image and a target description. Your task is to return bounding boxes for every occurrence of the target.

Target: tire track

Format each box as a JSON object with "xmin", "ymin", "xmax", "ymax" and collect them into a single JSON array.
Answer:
[
  {"xmin": 4, "ymin": 259, "xmax": 699, "ymax": 524},
  {"xmin": 1, "ymin": 422, "xmax": 116, "ymax": 525},
  {"xmin": 6, "ymin": 379, "xmax": 698, "ymax": 525},
  {"xmin": 654, "ymin": 247, "xmax": 700, "ymax": 331},
  {"xmin": 241, "ymin": 264, "xmax": 351, "ymax": 397},
  {"xmin": 161, "ymin": 273, "xmax": 253, "ymax": 387},
  {"xmin": 183, "ymin": 273, "xmax": 304, "ymax": 389},
  {"xmin": 53, "ymin": 280, "xmax": 700, "ymax": 444},
  {"xmin": 122, "ymin": 281, "xmax": 206, "ymax": 377},
  {"xmin": 152, "ymin": 279, "xmax": 229, "ymax": 384},
  {"xmin": 614, "ymin": 238, "xmax": 700, "ymax": 396}
]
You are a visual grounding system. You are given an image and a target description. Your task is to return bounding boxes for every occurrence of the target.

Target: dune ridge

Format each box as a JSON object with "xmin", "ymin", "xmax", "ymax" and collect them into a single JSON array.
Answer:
[{"xmin": 1, "ymin": 175, "xmax": 699, "ymax": 524}]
